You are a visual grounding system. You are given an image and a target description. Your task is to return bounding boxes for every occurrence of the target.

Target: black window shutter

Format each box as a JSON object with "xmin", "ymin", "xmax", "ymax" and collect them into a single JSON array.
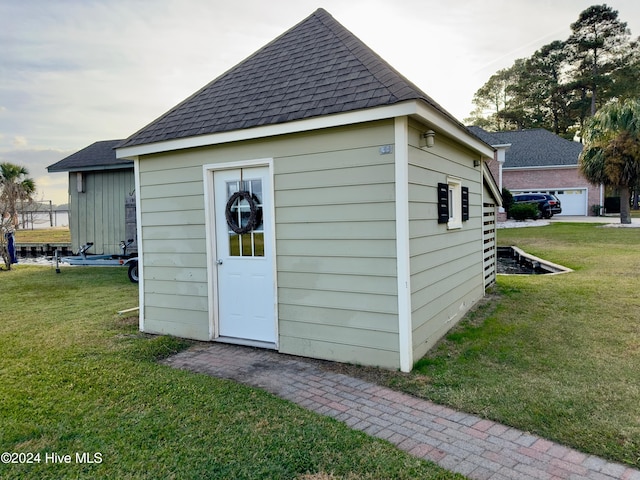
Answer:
[
  {"xmin": 437, "ymin": 183, "xmax": 449, "ymax": 224},
  {"xmin": 462, "ymin": 186, "xmax": 469, "ymax": 221}
]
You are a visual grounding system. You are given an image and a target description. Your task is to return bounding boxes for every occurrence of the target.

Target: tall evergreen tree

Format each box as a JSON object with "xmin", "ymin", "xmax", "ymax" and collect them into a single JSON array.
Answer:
[
  {"xmin": 566, "ymin": 4, "xmax": 631, "ymax": 116},
  {"xmin": 465, "ymin": 63, "xmax": 524, "ymax": 131},
  {"xmin": 468, "ymin": 4, "xmax": 635, "ymax": 135},
  {"xmin": 610, "ymin": 36, "xmax": 640, "ymax": 101},
  {"xmin": 519, "ymin": 41, "xmax": 573, "ymax": 136}
]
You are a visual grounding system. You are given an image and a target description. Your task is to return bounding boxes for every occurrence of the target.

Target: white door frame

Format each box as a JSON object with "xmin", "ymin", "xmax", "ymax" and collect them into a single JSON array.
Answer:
[{"xmin": 203, "ymin": 158, "xmax": 278, "ymax": 347}]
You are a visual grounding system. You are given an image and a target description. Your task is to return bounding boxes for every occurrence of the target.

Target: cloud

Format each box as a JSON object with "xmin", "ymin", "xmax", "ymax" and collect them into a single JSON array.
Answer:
[
  {"xmin": 2, "ymin": 0, "xmax": 640, "ymax": 206},
  {"xmin": 12, "ymin": 136, "xmax": 28, "ymax": 149},
  {"xmin": 0, "ymin": 147, "xmax": 73, "ymax": 205}
]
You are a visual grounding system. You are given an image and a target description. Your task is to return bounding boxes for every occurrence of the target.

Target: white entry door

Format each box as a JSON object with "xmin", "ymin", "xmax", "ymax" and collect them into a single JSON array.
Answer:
[{"xmin": 213, "ymin": 166, "xmax": 276, "ymax": 345}]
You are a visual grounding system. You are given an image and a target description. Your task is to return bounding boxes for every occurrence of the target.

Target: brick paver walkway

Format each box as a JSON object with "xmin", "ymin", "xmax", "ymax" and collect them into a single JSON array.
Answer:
[{"xmin": 162, "ymin": 343, "xmax": 640, "ymax": 480}]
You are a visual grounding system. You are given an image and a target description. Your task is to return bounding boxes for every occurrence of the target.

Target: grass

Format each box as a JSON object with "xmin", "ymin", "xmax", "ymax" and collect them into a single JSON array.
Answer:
[
  {"xmin": 14, "ymin": 228, "xmax": 71, "ymax": 244},
  {"xmin": 0, "ymin": 266, "xmax": 459, "ymax": 479},
  {"xmin": 337, "ymin": 222, "xmax": 639, "ymax": 467}
]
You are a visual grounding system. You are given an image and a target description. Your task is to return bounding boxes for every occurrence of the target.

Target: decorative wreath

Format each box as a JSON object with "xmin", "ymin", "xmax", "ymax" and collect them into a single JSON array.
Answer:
[{"xmin": 225, "ymin": 191, "xmax": 262, "ymax": 234}]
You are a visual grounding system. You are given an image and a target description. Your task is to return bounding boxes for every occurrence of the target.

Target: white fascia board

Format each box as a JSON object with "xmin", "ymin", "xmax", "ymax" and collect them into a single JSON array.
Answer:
[
  {"xmin": 48, "ymin": 163, "xmax": 133, "ymax": 173},
  {"xmin": 483, "ymin": 166, "xmax": 503, "ymax": 207},
  {"xmin": 115, "ymin": 103, "xmax": 419, "ymax": 159},
  {"xmin": 115, "ymin": 100, "xmax": 494, "ymax": 160},
  {"xmin": 510, "ymin": 186, "xmax": 588, "ymax": 192},
  {"xmin": 411, "ymin": 103, "xmax": 495, "ymax": 159},
  {"xmin": 504, "ymin": 165, "xmax": 578, "ymax": 171}
]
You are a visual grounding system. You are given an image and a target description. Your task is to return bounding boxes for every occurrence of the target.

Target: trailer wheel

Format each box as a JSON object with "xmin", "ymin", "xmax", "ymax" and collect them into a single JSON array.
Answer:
[{"xmin": 128, "ymin": 261, "xmax": 139, "ymax": 283}]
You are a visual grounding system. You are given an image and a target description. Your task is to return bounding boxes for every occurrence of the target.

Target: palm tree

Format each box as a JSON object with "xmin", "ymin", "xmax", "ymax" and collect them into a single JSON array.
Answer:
[
  {"xmin": 1, "ymin": 162, "xmax": 36, "ymax": 269},
  {"xmin": 1, "ymin": 163, "xmax": 36, "ymax": 216},
  {"xmin": 580, "ymin": 99, "xmax": 640, "ymax": 224}
]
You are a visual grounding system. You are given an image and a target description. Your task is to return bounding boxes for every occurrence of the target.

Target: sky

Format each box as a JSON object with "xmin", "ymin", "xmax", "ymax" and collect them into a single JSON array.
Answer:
[{"xmin": 2, "ymin": 0, "xmax": 639, "ymax": 206}]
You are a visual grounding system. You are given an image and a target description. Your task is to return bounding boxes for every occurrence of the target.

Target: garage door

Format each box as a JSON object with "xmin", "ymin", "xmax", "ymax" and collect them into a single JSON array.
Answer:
[
  {"xmin": 513, "ymin": 189, "xmax": 588, "ymax": 216},
  {"xmin": 553, "ymin": 189, "xmax": 587, "ymax": 216}
]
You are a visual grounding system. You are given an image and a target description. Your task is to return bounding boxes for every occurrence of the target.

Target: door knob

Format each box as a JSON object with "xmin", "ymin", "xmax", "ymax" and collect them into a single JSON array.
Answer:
[{"xmin": 216, "ymin": 259, "xmax": 223, "ymax": 265}]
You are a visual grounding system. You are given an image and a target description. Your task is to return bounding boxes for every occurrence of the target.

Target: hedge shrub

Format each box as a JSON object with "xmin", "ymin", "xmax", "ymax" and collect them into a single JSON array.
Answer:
[{"xmin": 509, "ymin": 203, "xmax": 539, "ymax": 221}]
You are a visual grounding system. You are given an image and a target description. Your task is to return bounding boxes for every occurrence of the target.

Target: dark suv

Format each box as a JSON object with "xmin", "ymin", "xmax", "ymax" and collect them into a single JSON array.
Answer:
[
  {"xmin": 512, "ymin": 193, "xmax": 562, "ymax": 219},
  {"xmin": 542, "ymin": 194, "xmax": 562, "ymax": 216}
]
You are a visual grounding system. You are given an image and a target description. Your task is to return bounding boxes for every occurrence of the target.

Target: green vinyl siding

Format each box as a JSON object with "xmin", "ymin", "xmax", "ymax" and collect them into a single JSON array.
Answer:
[
  {"xmin": 406, "ymin": 123, "xmax": 485, "ymax": 361},
  {"xmin": 69, "ymin": 169, "xmax": 135, "ymax": 254},
  {"xmin": 138, "ymin": 157, "xmax": 210, "ymax": 340},
  {"xmin": 274, "ymin": 124, "xmax": 400, "ymax": 369},
  {"xmin": 137, "ymin": 121, "xmax": 402, "ymax": 365},
  {"xmin": 135, "ymin": 116, "xmax": 495, "ymax": 369},
  {"xmin": 142, "ymin": 306, "xmax": 209, "ymax": 339}
]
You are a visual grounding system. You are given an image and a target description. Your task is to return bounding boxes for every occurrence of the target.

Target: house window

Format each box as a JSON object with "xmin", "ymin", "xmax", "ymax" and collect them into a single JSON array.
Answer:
[{"xmin": 438, "ymin": 179, "xmax": 469, "ymax": 229}]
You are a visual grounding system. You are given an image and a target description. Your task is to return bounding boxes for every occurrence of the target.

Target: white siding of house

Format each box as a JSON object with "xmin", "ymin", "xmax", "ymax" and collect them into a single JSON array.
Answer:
[{"xmin": 407, "ymin": 122, "xmax": 485, "ymax": 362}]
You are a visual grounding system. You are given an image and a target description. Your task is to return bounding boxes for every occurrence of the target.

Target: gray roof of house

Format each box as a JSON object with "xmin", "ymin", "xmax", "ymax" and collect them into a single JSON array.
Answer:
[
  {"xmin": 119, "ymin": 8, "xmax": 465, "ymax": 149},
  {"xmin": 47, "ymin": 140, "xmax": 131, "ymax": 172},
  {"xmin": 468, "ymin": 126, "xmax": 583, "ymax": 168}
]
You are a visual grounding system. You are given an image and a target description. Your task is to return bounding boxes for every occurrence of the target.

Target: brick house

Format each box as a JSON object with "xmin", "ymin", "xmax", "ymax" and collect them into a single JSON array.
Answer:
[{"xmin": 469, "ymin": 127, "xmax": 601, "ymax": 216}]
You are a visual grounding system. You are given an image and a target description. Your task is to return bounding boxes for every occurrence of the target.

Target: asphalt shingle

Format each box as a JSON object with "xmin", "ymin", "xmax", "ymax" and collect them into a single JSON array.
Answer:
[
  {"xmin": 119, "ymin": 8, "xmax": 459, "ymax": 149},
  {"xmin": 468, "ymin": 127, "xmax": 583, "ymax": 168},
  {"xmin": 47, "ymin": 140, "xmax": 129, "ymax": 172}
]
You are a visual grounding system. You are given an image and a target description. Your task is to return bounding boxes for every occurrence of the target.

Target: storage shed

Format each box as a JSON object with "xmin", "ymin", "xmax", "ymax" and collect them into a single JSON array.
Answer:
[
  {"xmin": 116, "ymin": 8, "xmax": 501, "ymax": 372},
  {"xmin": 48, "ymin": 140, "xmax": 136, "ymax": 255}
]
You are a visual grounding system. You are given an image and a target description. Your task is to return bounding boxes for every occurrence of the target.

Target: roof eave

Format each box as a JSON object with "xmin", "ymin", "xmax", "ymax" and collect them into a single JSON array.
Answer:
[
  {"xmin": 47, "ymin": 162, "xmax": 134, "ymax": 173},
  {"xmin": 116, "ymin": 100, "xmax": 494, "ymax": 160},
  {"xmin": 411, "ymin": 101, "xmax": 495, "ymax": 159},
  {"xmin": 483, "ymin": 166, "xmax": 503, "ymax": 207},
  {"xmin": 504, "ymin": 164, "xmax": 578, "ymax": 170}
]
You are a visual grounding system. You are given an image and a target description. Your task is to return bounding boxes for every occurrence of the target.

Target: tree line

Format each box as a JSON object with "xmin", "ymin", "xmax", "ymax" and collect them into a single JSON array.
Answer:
[{"xmin": 466, "ymin": 4, "xmax": 639, "ymax": 139}]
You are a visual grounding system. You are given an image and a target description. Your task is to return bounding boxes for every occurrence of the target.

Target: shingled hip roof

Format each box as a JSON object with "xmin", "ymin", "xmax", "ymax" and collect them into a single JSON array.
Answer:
[
  {"xmin": 468, "ymin": 127, "xmax": 583, "ymax": 168},
  {"xmin": 47, "ymin": 140, "xmax": 130, "ymax": 172},
  {"xmin": 119, "ymin": 8, "xmax": 462, "ymax": 149}
]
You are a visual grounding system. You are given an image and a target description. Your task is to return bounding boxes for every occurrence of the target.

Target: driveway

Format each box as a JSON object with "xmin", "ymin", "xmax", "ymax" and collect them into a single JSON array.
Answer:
[{"xmin": 551, "ymin": 215, "xmax": 640, "ymax": 226}]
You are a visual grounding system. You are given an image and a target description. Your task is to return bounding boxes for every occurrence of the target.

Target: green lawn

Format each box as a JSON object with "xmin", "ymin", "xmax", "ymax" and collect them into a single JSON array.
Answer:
[
  {"xmin": 0, "ymin": 266, "xmax": 459, "ymax": 479},
  {"xmin": 380, "ymin": 223, "xmax": 639, "ymax": 467},
  {"xmin": 14, "ymin": 228, "xmax": 71, "ymax": 244}
]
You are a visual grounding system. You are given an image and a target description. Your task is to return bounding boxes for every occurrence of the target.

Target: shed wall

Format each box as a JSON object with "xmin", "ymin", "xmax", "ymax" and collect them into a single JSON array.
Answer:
[
  {"xmin": 406, "ymin": 122, "xmax": 485, "ymax": 362},
  {"xmin": 275, "ymin": 127, "xmax": 399, "ymax": 368},
  {"xmin": 137, "ymin": 121, "xmax": 401, "ymax": 367},
  {"xmin": 69, "ymin": 169, "xmax": 135, "ymax": 254}
]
